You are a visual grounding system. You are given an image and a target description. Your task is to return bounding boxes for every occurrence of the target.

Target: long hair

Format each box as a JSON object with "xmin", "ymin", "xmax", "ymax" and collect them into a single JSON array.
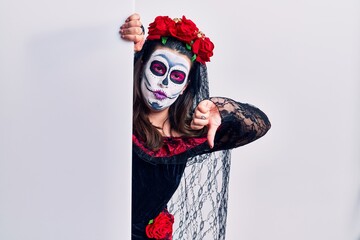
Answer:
[{"xmin": 133, "ymin": 37, "xmax": 206, "ymax": 150}]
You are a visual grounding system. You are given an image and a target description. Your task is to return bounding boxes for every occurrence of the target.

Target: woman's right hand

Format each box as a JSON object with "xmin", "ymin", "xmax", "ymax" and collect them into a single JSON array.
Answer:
[
  {"xmin": 190, "ymin": 100, "xmax": 221, "ymax": 149},
  {"xmin": 119, "ymin": 13, "xmax": 145, "ymax": 51}
]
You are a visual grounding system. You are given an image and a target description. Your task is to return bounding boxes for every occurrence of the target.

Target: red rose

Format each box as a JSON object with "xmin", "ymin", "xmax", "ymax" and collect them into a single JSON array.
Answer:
[
  {"xmin": 145, "ymin": 210, "xmax": 174, "ymax": 240},
  {"xmin": 147, "ymin": 16, "xmax": 175, "ymax": 40},
  {"xmin": 192, "ymin": 37, "xmax": 214, "ymax": 64},
  {"xmin": 168, "ymin": 16, "xmax": 198, "ymax": 44},
  {"xmin": 146, "ymin": 15, "xmax": 215, "ymax": 63}
]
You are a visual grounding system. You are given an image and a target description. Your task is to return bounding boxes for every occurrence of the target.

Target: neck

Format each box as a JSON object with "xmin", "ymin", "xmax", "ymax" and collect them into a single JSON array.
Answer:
[{"xmin": 148, "ymin": 108, "xmax": 172, "ymax": 136}]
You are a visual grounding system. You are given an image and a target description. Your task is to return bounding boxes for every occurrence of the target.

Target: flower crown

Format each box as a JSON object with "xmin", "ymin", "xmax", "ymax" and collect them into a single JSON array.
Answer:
[{"xmin": 146, "ymin": 16, "xmax": 214, "ymax": 64}]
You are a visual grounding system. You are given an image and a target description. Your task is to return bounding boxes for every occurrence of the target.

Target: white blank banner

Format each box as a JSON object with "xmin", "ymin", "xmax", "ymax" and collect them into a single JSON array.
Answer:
[{"xmin": 0, "ymin": 1, "xmax": 133, "ymax": 239}]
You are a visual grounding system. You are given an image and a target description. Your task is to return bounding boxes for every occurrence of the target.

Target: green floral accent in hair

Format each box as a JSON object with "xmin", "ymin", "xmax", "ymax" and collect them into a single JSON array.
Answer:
[
  {"xmin": 161, "ymin": 36, "xmax": 168, "ymax": 45},
  {"xmin": 191, "ymin": 54, "xmax": 197, "ymax": 62},
  {"xmin": 186, "ymin": 43, "xmax": 192, "ymax": 50}
]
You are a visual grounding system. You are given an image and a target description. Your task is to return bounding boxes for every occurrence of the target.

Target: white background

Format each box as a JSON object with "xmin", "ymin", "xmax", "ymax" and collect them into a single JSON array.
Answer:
[
  {"xmin": 0, "ymin": 0, "xmax": 133, "ymax": 239},
  {"xmin": 0, "ymin": 0, "xmax": 359, "ymax": 239},
  {"xmin": 136, "ymin": 0, "xmax": 360, "ymax": 239}
]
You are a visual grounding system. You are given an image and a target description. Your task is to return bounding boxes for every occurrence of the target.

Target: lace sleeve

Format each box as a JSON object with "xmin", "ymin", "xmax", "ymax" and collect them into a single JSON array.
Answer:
[{"xmin": 210, "ymin": 97, "xmax": 271, "ymax": 151}]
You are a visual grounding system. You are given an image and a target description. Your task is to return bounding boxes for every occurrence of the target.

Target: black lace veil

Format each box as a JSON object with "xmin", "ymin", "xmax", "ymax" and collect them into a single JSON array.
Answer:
[{"xmin": 168, "ymin": 63, "xmax": 232, "ymax": 240}]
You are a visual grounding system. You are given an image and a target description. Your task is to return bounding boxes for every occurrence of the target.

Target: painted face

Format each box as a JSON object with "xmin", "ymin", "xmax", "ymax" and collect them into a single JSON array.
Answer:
[{"xmin": 141, "ymin": 48, "xmax": 191, "ymax": 111}]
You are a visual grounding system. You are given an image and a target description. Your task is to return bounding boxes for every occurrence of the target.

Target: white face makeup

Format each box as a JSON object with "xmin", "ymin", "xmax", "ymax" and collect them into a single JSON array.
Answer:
[{"xmin": 141, "ymin": 48, "xmax": 191, "ymax": 111}]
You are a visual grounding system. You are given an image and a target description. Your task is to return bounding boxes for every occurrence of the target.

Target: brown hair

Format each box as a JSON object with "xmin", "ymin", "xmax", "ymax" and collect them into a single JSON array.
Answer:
[{"xmin": 133, "ymin": 38, "xmax": 206, "ymax": 150}]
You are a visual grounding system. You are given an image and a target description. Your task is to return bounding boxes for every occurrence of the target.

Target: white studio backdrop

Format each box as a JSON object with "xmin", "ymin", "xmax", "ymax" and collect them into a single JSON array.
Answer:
[
  {"xmin": 0, "ymin": 1, "xmax": 133, "ymax": 239},
  {"xmin": 1, "ymin": 0, "xmax": 359, "ymax": 239},
  {"xmin": 136, "ymin": 0, "xmax": 360, "ymax": 240}
]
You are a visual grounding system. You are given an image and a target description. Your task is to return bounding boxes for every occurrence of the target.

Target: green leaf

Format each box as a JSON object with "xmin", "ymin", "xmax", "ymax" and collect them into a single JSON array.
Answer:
[
  {"xmin": 161, "ymin": 37, "xmax": 168, "ymax": 45},
  {"xmin": 186, "ymin": 43, "xmax": 192, "ymax": 50},
  {"xmin": 191, "ymin": 54, "xmax": 197, "ymax": 62},
  {"xmin": 148, "ymin": 219, "xmax": 154, "ymax": 224}
]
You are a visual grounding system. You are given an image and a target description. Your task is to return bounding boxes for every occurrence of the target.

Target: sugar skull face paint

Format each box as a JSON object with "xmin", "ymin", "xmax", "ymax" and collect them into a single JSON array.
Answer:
[{"xmin": 141, "ymin": 48, "xmax": 191, "ymax": 111}]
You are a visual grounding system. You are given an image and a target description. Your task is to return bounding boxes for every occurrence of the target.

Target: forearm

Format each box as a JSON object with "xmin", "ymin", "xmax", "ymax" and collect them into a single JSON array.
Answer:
[{"xmin": 209, "ymin": 97, "xmax": 271, "ymax": 149}]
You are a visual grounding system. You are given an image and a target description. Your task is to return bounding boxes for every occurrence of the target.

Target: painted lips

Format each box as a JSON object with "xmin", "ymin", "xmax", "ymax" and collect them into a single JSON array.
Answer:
[{"xmin": 153, "ymin": 90, "xmax": 167, "ymax": 100}]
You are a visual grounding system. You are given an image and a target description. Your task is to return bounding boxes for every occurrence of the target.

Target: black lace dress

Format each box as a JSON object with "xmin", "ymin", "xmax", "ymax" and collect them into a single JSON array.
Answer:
[{"xmin": 132, "ymin": 97, "xmax": 271, "ymax": 239}]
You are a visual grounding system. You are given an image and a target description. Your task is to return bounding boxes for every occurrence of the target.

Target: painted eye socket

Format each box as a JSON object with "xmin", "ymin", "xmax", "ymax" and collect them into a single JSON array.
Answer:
[
  {"xmin": 170, "ymin": 70, "xmax": 186, "ymax": 84},
  {"xmin": 150, "ymin": 60, "xmax": 167, "ymax": 76}
]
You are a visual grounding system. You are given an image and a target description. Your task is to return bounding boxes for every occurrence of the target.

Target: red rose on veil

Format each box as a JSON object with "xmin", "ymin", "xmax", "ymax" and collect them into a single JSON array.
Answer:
[
  {"xmin": 192, "ymin": 36, "xmax": 214, "ymax": 64},
  {"xmin": 145, "ymin": 209, "xmax": 174, "ymax": 240},
  {"xmin": 147, "ymin": 16, "xmax": 175, "ymax": 40}
]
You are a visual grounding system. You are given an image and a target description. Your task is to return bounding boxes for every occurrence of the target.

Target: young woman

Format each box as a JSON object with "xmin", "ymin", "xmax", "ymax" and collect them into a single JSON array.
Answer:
[{"xmin": 121, "ymin": 14, "xmax": 271, "ymax": 240}]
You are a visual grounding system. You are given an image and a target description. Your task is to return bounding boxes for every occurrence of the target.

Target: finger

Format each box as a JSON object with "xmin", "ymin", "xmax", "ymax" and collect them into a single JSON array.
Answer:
[
  {"xmin": 121, "ymin": 34, "xmax": 144, "ymax": 44},
  {"xmin": 207, "ymin": 123, "xmax": 218, "ymax": 149},
  {"xmin": 126, "ymin": 13, "xmax": 141, "ymax": 22},
  {"xmin": 121, "ymin": 20, "xmax": 142, "ymax": 29},
  {"xmin": 196, "ymin": 100, "xmax": 212, "ymax": 114},
  {"xmin": 193, "ymin": 111, "xmax": 210, "ymax": 120},
  {"xmin": 120, "ymin": 26, "xmax": 143, "ymax": 36},
  {"xmin": 190, "ymin": 120, "xmax": 205, "ymax": 130},
  {"xmin": 191, "ymin": 117, "xmax": 208, "ymax": 127}
]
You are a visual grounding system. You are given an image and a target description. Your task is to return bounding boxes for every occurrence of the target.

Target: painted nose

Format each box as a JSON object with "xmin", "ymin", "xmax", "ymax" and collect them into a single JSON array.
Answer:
[{"xmin": 160, "ymin": 78, "xmax": 168, "ymax": 87}]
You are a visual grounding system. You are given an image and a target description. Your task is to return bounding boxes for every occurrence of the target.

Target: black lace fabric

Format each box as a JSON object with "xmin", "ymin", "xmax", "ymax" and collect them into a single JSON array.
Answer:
[
  {"xmin": 210, "ymin": 97, "xmax": 271, "ymax": 151},
  {"xmin": 169, "ymin": 97, "xmax": 271, "ymax": 239},
  {"xmin": 168, "ymin": 151, "xmax": 231, "ymax": 240}
]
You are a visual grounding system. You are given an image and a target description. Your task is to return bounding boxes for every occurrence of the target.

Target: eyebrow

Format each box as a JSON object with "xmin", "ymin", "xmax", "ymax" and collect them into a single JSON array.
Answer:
[{"xmin": 154, "ymin": 53, "xmax": 189, "ymax": 70}]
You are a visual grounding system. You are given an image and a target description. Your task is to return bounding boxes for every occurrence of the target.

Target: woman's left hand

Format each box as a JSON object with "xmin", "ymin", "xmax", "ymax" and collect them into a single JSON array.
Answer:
[
  {"xmin": 191, "ymin": 100, "xmax": 221, "ymax": 148},
  {"xmin": 119, "ymin": 13, "xmax": 145, "ymax": 51}
]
